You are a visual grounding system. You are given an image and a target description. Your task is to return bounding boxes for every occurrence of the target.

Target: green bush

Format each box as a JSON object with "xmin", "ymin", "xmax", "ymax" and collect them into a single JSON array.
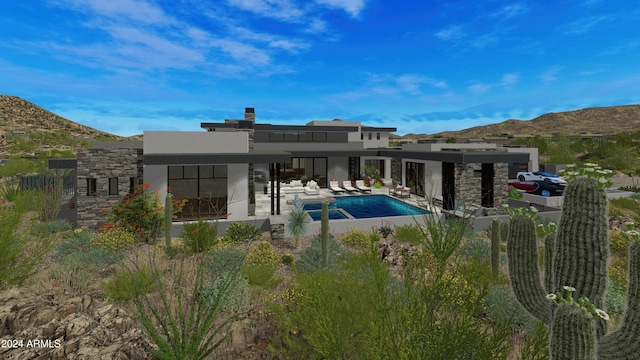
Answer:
[
  {"xmin": 606, "ymin": 284, "xmax": 627, "ymax": 316},
  {"xmin": 282, "ymin": 253, "xmax": 294, "ymax": 265},
  {"xmin": 199, "ymin": 272, "xmax": 249, "ymax": 312},
  {"xmin": 297, "ymin": 234, "xmax": 347, "ymax": 274},
  {"xmin": 106, "ymin": 183, "xmax": 163, "ymax": 242},
  {"xmin": 102, "ymin": 265, "xmax": 157, "ymax": 302},
  {"xmin": 1, "ymin": 206, "xmax": 54, "ymax": 290},
  {"xmin": 93, "ymin": 225, "xmax": 136, "ymax": 252},
  {"xmin": 246, "ymin": 241, "xmax": 280, "ymax": 268},
  {"xmin": 205, "ymin": 245, "xmax": 245, "ymax": 275},
  {"xmin": 271, "ymin": 246, "xmax": 512, "ymax": 359},
  {"xmin": 340, "ymin": 228, "xmax": 372, "ymax": 248},
  {"xmin": 223, "ymin": 222, "xmax": 261, "ymax": 243},
  {"xmin": 484, "ymin": 285, "xmax": 538, "ymax": 333},
  {"xmin": 31, "ymin": 219, "xmax": 72, "ymax": 236},
  {"xmin": 393, "ymin": 223, "xmax": 423, "ymax": 245},
  {"xmin": 57, "ymin": 231, "xmax": 124, "ymax": 269},
  {"xmin": 182, "ymin": 220, "xmax": 219, "ymax": 253},
  {"xmin": 461, "ymin": 234, "xmax": 492, "ymax": 263},
  {"xmin": 241, "ymin": 263, "xmax": 281, "ymax": 288},
  {"xmin": 610, "ymin": 230, "xmax": 631, "ymax": 254}
]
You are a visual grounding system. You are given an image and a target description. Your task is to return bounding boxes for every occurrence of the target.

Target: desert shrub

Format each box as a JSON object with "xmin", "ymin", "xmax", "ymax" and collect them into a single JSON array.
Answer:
[
  {"xmin": 199, "ymin": 272, "xmax": 249, "ymax": 312},
  {"xmin": 394, "ymin": 223, "xmax": 423, "ymax": 245},
  {"xmin": 223, "ymin": 221, "xmax": 261, "ymax": 243},
  {"xmin": 296, "ymin": 234, "xmax": 347, "ymax": 274},
  {"xmin": 606, "ymin": 284, "xmax": 627, "ymax": 316},
  {"xmin": 241, "ymin": 263, "xmax": 281, "ymax": 288},
  {"xmin": 609, "ymin": 263, "xmax": 628, "ymax": 291},
  {"xmin": 205, "ymin": 245, "xmax": 245, "ymax": 275},
  {"xmin": 340, "ymin": 228, "xmax": 372, "ymax": 248},
  {"xmin": 246, "ymin": 241, "xmax": 279, "ymax": 268},
  {"xmin": 1, "ymin": 206, "xmax": 54, "ymax": 290},
  {"xmin": 461, "ymin": 233, "xmax": 492, "ymax": 262},
  {"xmin": 271, "ymin": 245, "xmax": 512, "ymax": 359},
  {"xmin": 102, "ymin": 265, "xmax": 157, "ymax": 302},
  {"xmin": 519, "ymin": 322, "xmax": 550, "ymax": 360},
  {"xmin": 93, "ymin": 225, "xmax": 136, "ymax": 252},
  {"xmin": 610, "ymin": 230, "xmax": 631, "ymax": 254},
  {"xmin": 182, "ymin": 220, "xmax": 218, "ymax": 253},
  {"xmin": 484, "ymin": 285, "xmax": 538, "ymax": 333},
  {"xmin": 0, "ymin": 181, "xmax": 21, "ymax": 202},
  {"xmin": 106, "ymin": 183, "xmax": 163, "ymax": 242},
  {"xmin": 281, "ymin": 253, "xmax": 294, "ymax": 265},
  {"xmin": 57, "ymin": 231, "xmax": 124, "ymax": 268},
  {"xmin": 31, "ymin": 219, "xmax": 72, "ymax": 236}
]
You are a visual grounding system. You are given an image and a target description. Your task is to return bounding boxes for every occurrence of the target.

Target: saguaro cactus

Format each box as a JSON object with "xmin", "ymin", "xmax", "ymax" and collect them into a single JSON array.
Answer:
[
  {"xmin": 165, "ymin": 193, "xmax": 173, "ymax": 248},
  {"xmin": 507, "ymin": 175, "xmax": 640, "ymax": 359},
  {"xmin": 321, "ymin": 200, "xmax": 329, "ymax": 267},
  {"xmin": 491, "ymin": 218, "xmax": 501, "ymax": 278}
]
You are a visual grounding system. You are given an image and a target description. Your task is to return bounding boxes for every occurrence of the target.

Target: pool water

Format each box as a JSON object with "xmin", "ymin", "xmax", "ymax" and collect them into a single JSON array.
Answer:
[
  {"xmin": 303, "ymin": 194, "xmax": 428, "ymax": 220},
  {"xmin": 307, "ymin": 209, "xmax": 349, "ymax": 221}
]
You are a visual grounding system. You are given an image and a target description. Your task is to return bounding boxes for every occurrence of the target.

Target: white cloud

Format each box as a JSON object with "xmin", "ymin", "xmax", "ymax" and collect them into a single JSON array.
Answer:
[
  {"xmin": 227, "ymin": 0, "xmax": 304, "ymax": 22},
  {"xmin": 314, "ymin": 0, "xmax": 366, "ymax": 18},
  {"xmin": 491, "ymin": 3, "xmax": 528, "ymax": 20},
  {"xmin": 541, "ymin": 66, "xmax": 564, "ymax": 83},
  {"xmin": 435, "ymin": 25, "xmax": 465, "ymax": 41},
  {"xmin": 468, "ymin": 83, "xmax": 491, "ymax": 94},
  {"xmin": 500, "ymin": 73, "xmax": 519, "ymax": 86},
  {"xmin": 559, "ymin": 15, "xmax": 611, "ymax": 35},
  {"xmin": 52, "ymin": 0, "xmax": 176, "ymax": 25}
]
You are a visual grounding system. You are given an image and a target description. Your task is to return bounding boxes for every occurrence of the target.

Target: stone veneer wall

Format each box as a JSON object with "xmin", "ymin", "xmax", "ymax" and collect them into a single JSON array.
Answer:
[
  {"xmin": 76, "ymin": 148, "xmax": 143, "ymax": 229},
  {"xmin": 455, "ymin": 162, "xmax": 508, "ymax": 214},
  {"xmin": 390, "ymin": 157, "xmax": 402, "ymax": 185}
]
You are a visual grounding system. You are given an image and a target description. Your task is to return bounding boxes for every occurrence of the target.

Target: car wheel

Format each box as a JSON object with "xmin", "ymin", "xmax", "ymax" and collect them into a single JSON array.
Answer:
[
  {"xmin": 541, "ymin": 189, "xmax": 551, "ymax": 197},
  {"xmin": 518, "ymin": 175, "xmax": 525, "ymax": 181}
]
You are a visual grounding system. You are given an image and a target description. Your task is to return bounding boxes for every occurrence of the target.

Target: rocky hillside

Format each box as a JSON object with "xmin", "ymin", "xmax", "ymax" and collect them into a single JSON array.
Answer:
[
  {"xmin": 0, "ymin": 95, "xmax": 124, "ymax": 155},
  {"xmin": 399, "ymin": 104, "xmax": 640, "ymax": 139}
]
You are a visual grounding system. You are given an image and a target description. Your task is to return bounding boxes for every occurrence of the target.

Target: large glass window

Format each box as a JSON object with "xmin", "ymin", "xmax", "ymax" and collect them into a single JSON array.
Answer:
[
  {"xmin": 168, "ymin": 165, "xmax": 227, "ymax": 220},
  {"xmin": 405, "ymin": 162, "xmax": 425, "ymax": 197},
  {"xmin": 278, "ymin": 158, "xmax": 327, "ymax": 187},
  {"xmin": 268, "ymin": 131, "xmax": 327, "ymax": 142}
]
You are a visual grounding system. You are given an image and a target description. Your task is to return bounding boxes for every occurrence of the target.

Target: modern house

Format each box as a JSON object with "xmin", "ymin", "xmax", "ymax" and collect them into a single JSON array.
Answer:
[{"xmin": 62, "ymin": 108, "xmax": 534, "ymax": 229}]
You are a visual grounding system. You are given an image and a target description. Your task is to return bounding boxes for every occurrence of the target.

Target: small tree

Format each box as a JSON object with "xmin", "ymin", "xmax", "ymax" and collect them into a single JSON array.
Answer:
[{"xmin": 287, "ymin": 194, "xmax": 309, "ymax": 248}]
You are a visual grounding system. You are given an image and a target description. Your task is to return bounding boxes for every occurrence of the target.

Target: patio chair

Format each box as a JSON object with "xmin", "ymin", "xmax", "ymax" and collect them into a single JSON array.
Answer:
[
  {"xmin": 354, "ymin": 180, "xmax": 372, "ymax": 193},
  {"xmin": 342, "ymin": 180, "xmax": 358, "ymax": 193},
  {"xmin": 390, "ymin": 185, "xmax": 410, "ymax": 198},
  {"xmin": 329, "ymin": 180, "xmax": 346, "ymax": 194}
]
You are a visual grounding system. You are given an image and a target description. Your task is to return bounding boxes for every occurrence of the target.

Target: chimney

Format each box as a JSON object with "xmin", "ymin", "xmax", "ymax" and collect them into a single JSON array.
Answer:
[{"xmin": 244, "ymin": 107, "xmax": 255, "ymax": 123}]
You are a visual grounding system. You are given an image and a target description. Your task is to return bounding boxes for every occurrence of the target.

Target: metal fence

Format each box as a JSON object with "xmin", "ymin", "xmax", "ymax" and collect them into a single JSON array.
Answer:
[{"xmin": 19, "ymin": 170, "xmax": 76, "ymax": 196}]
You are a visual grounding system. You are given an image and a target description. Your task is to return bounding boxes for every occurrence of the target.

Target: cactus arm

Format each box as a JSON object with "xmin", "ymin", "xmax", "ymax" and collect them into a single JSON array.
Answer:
[
  {"xmin": 597, "ymin": 241, "xmax": 640, "ymax": 360},
  {"xmin": 507, "ymin": 214, "xmax": 551, "ymax": 323},
  {"xmin": 321, "ymin": 200, "xmax": 329, "ymax": 267},
  {"xmin": 544, "ymin": 232, "xmax": 556, "ymax": 293},
  {"xmin": 550, "ymin": 305, "xmax": 596, "ymax": 360},
  {"xmin": 491, "ymin": 218, "xmax": 501, "ymax": 278}
]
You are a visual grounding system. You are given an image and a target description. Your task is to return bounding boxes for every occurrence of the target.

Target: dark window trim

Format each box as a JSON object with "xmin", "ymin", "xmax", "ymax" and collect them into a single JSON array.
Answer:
[
  {"xmin": 87, "ymin": 178, "xmax": 97, "ymax": 196},
  {"xmin": 108, "ymin": 177, "xmax": 119, "ymax": 195}
]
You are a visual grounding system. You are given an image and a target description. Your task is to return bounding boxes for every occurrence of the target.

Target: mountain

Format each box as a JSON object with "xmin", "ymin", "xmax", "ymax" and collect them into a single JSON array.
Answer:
[
  {"xmin": 0, "ymin": 95, "xmax": 124, "ymax": 156},
  {"xmin": 428, "ymin": 105, "xmax": 640, "ymax": 139}
]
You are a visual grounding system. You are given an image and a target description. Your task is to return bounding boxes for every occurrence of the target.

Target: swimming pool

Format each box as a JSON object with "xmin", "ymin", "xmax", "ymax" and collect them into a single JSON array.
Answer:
[{"xmin": 303, "ymin": 194, "xmax": 428, "ymax": 220}]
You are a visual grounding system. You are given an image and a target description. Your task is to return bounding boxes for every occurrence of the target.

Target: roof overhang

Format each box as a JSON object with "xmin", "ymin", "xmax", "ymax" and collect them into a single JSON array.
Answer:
[
  {"xmin": 378, "ymin": 149, "xmax": 530, "ymax": 164},
  {"xmin": 144, "ymin": 150, "xmax": 291, "ymax": 165}
]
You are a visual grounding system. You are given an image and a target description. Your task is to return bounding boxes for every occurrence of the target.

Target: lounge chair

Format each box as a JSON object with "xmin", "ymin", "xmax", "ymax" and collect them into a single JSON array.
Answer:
[
  {"xmin": 390, "ymin": 185, "xmax": 411, "ymax": 198},
  {"xmin": 304, "ymin": 180, "xmax": 320, "ymax": 195},
  {"xmin": 329, "ymin": 180, "xmax": 346, "ymax": 194},
  {"xmin": 354, "ymin": 180, "xmax": 372, "ymax": 193},
  {"xmin": 342, "ymin": 180, "xmax": 358, "ymax": 193}
]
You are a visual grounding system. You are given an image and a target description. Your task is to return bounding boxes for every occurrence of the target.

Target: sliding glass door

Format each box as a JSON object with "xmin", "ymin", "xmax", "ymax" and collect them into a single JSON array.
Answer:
[{"xmin": 405, "ymin": 162, "xmax": 425, "ymax": 197}]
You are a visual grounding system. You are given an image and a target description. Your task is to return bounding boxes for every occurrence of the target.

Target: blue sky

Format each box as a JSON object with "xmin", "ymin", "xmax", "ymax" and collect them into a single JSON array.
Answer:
[{"xmin": 1, "ymin": 0, "xmax": 639, "ymax": 137}]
